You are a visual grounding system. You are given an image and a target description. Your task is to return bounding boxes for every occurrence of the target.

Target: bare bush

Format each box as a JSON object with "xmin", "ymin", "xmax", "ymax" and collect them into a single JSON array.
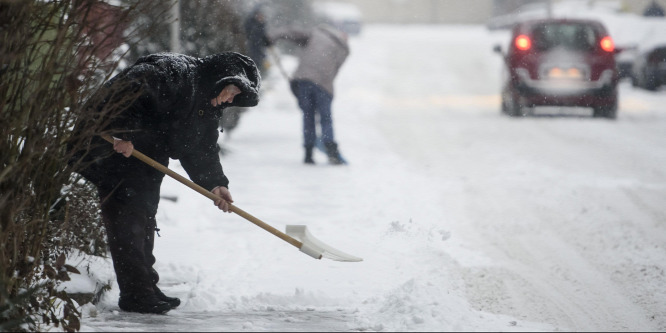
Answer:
[{"xmin": 0, "ymin": 0, "xmax": 166, "ymax": 331}]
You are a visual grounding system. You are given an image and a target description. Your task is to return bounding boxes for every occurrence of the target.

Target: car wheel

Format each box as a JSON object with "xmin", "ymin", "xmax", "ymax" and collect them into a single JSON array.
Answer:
[
  {"xmin": 504, "ymin": 95, "xmax": 523, "ymax": 117},
  {"xmin": 501, "ymin": 95, "xmax": 509, "ymax": 114},
  {"xmin": 593, "ymin": 100, "xmax": 618, "ymax": 119},
  {"xmin": 506, "ymin": 103, "xmax": 518, "ymax": 117}
]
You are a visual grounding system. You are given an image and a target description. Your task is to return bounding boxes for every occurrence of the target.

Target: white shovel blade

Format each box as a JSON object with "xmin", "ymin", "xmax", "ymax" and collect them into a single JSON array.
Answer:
[{"xmin": 286, "ymin": 225, "xmax": 363, "ymax": 262}]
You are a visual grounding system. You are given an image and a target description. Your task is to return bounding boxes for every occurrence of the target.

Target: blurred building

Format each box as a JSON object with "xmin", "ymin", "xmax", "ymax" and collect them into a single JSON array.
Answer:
[
  {"xmin": 625, "ymin": 0, "xmax": 666, "ymax": 16},
  {"xmin": 316, "ymin": 0, "xmax": 493, "ymax": 24},
  {"xmin": 492, "ymin": 0, "xmax": 666, "ymax": 17},
  {"xmin": 314, "ymin": 0, "xmax": 666, "ymax": 24}
]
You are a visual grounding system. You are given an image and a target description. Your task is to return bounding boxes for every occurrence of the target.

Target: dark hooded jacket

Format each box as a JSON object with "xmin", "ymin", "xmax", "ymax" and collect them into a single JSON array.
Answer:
[{"xmin": 71, "ymin": 52, "xmax": 260, "ymax": 192}]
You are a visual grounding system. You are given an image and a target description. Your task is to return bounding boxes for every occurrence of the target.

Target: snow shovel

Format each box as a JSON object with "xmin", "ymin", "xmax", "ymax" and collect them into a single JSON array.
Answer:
[{"xmin": 101, "ymin": 135, "xmax": 362, "ymax": 262}]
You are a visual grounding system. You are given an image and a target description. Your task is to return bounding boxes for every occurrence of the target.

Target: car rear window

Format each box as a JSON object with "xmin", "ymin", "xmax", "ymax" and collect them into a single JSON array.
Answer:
[{"xmin": 531, "ymin": 23, "xmax": 598, "ymax": 52}]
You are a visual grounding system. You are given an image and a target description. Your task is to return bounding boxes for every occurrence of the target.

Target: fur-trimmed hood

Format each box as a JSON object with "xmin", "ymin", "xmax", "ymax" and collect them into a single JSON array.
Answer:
[{"xmin": 132, "ymin": 52, "xmax": 261, "ymax": 107}]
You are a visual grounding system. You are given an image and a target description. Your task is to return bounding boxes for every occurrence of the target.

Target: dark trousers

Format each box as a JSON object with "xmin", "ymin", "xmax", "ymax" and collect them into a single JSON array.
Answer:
[
  {"xmin": 292, "ymin": 80, "xmax": 336, "ymax": 147},
  {"xmin": 98, "ymin": 174, "xmax": 163, "ymax": 298}
]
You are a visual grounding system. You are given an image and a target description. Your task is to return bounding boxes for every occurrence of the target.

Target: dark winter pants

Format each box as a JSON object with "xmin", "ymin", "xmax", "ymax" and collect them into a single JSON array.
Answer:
[
  {"xmin": 292, "ymin": 80, "xmax": 336, "ymax": 148},
  {"xmin": 98, "ymin": 173, "xmax": 164, "ymax": 298}
]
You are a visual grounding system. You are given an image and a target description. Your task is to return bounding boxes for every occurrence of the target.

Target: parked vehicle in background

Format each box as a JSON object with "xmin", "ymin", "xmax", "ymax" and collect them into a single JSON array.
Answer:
[
  {"xmin": 631, "ymin": 43, "xmax": 666, "ymax": 91},
  {"xmin": 607, "ymin": 18, "xmax": 666, "ymax": 83},
  {"xmin": 493, "ymin": 18, "xmax": 621, "ymax": 119},
  {"xmin": 615, "ymin": 44, "xmax": 638, "ymax": 80}
]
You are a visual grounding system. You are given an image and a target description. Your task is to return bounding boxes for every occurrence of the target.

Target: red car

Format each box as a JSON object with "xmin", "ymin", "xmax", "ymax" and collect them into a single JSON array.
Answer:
[{"xmin": 494, "ymin": 18, "xmax": 621, "ymax": 119}]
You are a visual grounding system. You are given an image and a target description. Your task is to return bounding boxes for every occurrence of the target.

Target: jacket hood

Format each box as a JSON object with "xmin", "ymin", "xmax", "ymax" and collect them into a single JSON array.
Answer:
[
  {"xmin": 318, "ymin": 24, "xmax": 348, "ymax": 49},
  {"xmin": 199, "ymin": 52, "xmax": 261, "ymax": 107},
  {"xmin": 129, "ymin": 52, "xmax": 261, "ymax": 108}
]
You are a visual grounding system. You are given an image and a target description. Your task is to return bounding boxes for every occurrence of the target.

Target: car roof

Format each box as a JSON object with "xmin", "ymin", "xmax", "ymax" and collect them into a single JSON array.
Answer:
[
  {"xmin": 516, "ymin": 18, "xmax": 605, "ymax": 28},
  {"xmin": 518, "ymin": 17, "xmax": 603, "ymax": 25},
  {"xmin": 513, "ymin": 18, "xmax": 607, "ymax": 34}
]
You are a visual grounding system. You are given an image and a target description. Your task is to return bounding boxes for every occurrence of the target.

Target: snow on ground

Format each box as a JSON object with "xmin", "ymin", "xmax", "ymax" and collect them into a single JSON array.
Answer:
[{"xmin": 75, "ymin": 15, "xmax": 666, "ymax": 333}]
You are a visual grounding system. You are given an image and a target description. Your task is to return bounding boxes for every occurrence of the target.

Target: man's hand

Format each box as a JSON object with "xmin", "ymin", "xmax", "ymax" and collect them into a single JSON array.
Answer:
[
  {"xmin": 211, "ymin": 186, "xmax": 234, "ymax": 213},
  {"xmin": 113, "ymin": 138, "xmax": 134, "ymax": 158},
  {"xmin": 211, "ymin": 84, "xmax": 241, "ymax": 107}
]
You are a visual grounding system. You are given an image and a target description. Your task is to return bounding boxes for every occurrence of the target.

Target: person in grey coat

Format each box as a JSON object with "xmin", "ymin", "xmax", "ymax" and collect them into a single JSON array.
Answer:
[{"xmin": 268, "ymin": 24, "xmax": 349, "ymax": 164}]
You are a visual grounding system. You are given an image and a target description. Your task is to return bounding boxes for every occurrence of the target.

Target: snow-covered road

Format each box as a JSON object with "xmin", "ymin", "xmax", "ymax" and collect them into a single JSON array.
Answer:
[
  {"xmin": 352, "ymin": 25, "xmax": 666, "ymax": 331},
  {"xmin": 81, "ymin": 24, "xmax": 666, "ymax": 332}
]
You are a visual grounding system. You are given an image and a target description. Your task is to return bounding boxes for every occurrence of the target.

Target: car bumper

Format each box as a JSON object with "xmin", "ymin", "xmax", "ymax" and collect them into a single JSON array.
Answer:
[{"xmin": 513, "ymin": 69, "xmax": 617, "ymax": 106}]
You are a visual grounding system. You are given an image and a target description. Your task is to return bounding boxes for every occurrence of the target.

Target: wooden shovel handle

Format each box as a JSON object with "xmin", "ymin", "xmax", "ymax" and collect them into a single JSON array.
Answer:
[
  {"xmin": 101, "ymin": 135, "xmax": 302, "ymax": 249},
  {"xmin": 268, "ymin": 47, "xmax": 292, "ymax": 82}
]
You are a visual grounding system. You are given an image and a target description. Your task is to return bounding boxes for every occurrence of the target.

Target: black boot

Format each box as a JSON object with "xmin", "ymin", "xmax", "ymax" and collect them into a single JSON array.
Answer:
[
  {"xmin": 324, "ymin": 142, "xmax": 344, "ymax": 165},
  {"xmin": 153, "ymin": 286, "xmax": 181, "ymax": 309},
  {"xmin": 118, "ymin": 293, "xmax": 171, "ymax": 314},
  {"xmin": 304, "ymin": 145, "xmax": 315, "ymax": 164}
]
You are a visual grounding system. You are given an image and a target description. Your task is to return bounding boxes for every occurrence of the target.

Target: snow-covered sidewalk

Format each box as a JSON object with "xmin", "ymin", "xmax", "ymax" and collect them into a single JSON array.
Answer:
[{"xmin": 77, "ymin": 24, "xmax": 666, "ymax": 332}]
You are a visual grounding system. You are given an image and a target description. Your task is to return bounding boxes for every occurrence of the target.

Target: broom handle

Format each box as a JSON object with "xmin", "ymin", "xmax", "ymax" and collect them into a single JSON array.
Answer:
[{"xmin": 101, "ymin": 135, "xmax": 302, "ymax": 249}]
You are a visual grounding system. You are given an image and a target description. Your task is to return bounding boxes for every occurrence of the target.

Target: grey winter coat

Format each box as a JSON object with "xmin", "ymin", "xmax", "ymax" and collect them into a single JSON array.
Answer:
[{"xmin": 269, "ymin": 24, "xmax": 349, "ymax": 96}]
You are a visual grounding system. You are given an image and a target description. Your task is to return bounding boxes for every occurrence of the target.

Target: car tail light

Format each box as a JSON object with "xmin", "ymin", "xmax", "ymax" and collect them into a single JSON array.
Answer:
[
  {"xmin": 515, "ymin": 35, "xmax": 531, "ymax": 51},
  {"xmin": 600, "ymin": 36, "xmax": 614, "ymax": 52}
]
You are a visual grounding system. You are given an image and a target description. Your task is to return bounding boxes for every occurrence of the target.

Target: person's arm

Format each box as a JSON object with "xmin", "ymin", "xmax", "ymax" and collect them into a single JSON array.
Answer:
[
  {"xmin": 181, "ymin": 85, "xmax": 242, "ymax": 212},
  {"xmin": 179, "ymin": 120, "xmax": 230, "ymax": 201}
]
